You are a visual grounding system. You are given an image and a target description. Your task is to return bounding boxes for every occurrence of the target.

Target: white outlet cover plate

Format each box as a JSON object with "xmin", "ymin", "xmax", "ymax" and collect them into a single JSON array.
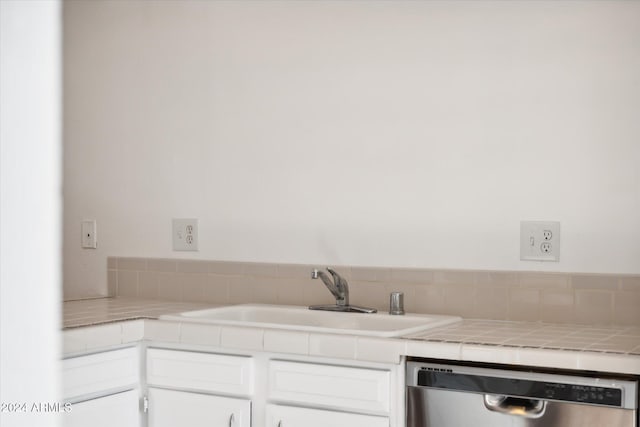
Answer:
[
  {"xmin": 172, "ymin": 218, "xmax": 198, "ymax": 251},
  {"xmin": 520, "ymin": 221, "xmax": 560, "ymax": 262}
]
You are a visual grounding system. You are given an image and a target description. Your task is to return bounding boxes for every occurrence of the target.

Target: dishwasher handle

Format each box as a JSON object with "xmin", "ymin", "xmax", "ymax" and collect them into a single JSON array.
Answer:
[{"xmin": 484, "ymin": 394, "xmax": 547, "ymax": 418}]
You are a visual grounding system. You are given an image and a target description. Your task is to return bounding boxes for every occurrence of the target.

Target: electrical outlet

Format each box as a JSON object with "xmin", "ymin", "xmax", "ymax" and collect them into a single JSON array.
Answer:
[
  {"xmin": 520, "ymin": 221, "xmax": 560, "ymax": 262},
  {"xmin": 172, "ymin": 218, "xmax": 198, "ymax": 251}
]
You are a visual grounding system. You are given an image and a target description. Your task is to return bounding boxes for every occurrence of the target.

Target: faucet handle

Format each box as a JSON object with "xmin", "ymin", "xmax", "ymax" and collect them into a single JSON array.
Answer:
[
  {"xmin": 311, "ymin": 268, "xmax": 319, "ymax": 279},
  {"xmin": 325, "ymin": 267, "xmax": 343, "ymax": 285}
]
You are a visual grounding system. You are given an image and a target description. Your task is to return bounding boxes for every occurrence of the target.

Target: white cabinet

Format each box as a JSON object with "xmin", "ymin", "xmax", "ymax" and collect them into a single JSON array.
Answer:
[
  {"xmin": 148, "ymin": 388, "xmax": 250, "ymax": 427},
  {"xmin": 266, "ymin": 404, "xmax": 388, "ymax": 427},
  {"xmin": 64, "ymin": 389, "xmax": 139, "ymax": 427},
  {"xmin": 61, "ymin": 347, "xmax": 140, "ymax": 427},
  {"xmin": 61, "ymin": 338, "xmax": 401, "ymax": 427},
  {"xmin": 146, "ymin": 348, "xmax": 253, "ymax": 427}
]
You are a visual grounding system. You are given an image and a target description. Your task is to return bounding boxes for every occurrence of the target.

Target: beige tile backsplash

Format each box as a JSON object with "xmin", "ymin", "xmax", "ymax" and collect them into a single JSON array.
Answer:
[{"xmin": 109, "ymin": 257, "xmax": 640, "ymax": 326}]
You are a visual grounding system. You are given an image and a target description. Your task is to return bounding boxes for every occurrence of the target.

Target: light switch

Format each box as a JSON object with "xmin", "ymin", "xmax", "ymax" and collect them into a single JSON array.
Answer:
[{"xmin": 81, "ymin": 220, "xmax": 97, "ymax": 249}]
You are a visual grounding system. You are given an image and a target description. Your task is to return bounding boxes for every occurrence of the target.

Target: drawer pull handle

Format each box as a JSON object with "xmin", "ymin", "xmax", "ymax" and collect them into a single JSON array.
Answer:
[{"xmin": 229, "ymin": 413, "xmax": 235, "ymax": 427}]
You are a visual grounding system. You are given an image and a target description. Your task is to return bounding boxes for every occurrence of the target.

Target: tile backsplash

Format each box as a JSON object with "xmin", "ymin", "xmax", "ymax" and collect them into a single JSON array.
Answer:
[{"xmin": 108, "ymin": 257, "xmax": 640, "ymax": 326}]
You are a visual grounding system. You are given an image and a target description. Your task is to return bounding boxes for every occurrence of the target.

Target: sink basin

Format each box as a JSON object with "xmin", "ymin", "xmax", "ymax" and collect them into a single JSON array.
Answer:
[{"xmin": 160, "ymin": 304, "xmax": 461, "ymax": 337}]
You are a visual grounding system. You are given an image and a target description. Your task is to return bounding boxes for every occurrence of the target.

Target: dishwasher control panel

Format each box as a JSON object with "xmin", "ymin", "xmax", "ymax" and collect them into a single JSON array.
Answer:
[
  {"xmin": 417, "ymin": 369, "xmax": 623, "ymax": 407},
  {"xmin": 568, "ymin": 384, "xmax": 622, "ymax": 406},
  {"xmin": 407, "ymin": 361, "xmax": 638, "ymax": 410}
]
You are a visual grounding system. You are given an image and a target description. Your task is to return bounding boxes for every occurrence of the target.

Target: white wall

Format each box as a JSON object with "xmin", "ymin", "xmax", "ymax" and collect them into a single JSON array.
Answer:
[
  {"xmin": 63, "ymin": 0, "xmax": 640, "ymax": 298},
  {"xmin": 1, "ymin": 1, "xmax": 61, "ymax": 425}
]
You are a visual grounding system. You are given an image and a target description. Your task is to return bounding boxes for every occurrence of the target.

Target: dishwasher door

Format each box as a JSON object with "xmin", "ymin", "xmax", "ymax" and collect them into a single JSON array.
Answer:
[
  {"xmin": 407, "ymin": 386, "xmax": 637, "ymax": 426},
  {"xmin": 406, "ymin": 361, "xmax": 638, "ymax": 427}
]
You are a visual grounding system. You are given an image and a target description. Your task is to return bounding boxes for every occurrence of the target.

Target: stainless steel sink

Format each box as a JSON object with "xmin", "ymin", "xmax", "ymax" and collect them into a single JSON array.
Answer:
[{"xmin": 160, "ymin": 304, "xmax": 461, "ymax": 337}]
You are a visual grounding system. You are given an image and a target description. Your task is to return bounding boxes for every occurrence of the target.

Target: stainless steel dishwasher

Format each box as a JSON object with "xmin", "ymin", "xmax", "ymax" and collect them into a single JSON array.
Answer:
[{"xmin": 407, "ymin": 360, "xmax": 638, "ymax": 427}]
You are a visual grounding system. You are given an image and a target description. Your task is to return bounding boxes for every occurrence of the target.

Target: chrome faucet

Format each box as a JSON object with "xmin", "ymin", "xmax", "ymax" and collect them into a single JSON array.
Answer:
[
  {"xmin": 311, "ymin": 267, "xmax": 349, "ymax": 306},
  {"xmin": 309, "ymin": 267, "xmax": 376, "ymax": 313}
]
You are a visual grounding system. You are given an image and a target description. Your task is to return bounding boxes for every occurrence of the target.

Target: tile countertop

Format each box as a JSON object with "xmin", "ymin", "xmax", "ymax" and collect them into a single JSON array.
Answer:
[
  {"xmin": 63, "ymin": 297, "xmax": 213, "ymax": 328},
  {"xmin": 62, "ymin": 297, "xmax": 640, "ymax": 375}
]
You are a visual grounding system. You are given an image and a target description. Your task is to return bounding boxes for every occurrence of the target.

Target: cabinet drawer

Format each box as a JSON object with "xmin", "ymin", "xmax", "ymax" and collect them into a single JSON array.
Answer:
[
  {"xmin": 268, "ymin": 360, "xmax": 390, "ymax": 413},
  {"xmin": 146, "ymin": 348, "xmax": 253, "ymax": 395},
  {"xmin": 266, "ymin": 404, "xmax": 389, "ymax": 427},
  {"xmin": 63, "ymin": 347, "xmax": 139, "ymax": 400}
]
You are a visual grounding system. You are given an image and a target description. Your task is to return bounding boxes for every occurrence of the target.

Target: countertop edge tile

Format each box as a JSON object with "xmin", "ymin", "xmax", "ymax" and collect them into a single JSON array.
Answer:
[
  {"xmin": 309, "ymin": 333, "xmax": 357, "ymax": 360},
  {"xmin": 220, "ymin": 325, "xmax": 264, "ymax": 351},
  {"xmin": 121, "ymin": 319, "xmax": 145, "ymax": 344},
  {"xmin": 62, "ymin": 327, "xmax": 88, "ymax": 355},
  {"xmin": 180, "ymin": 322, "xmax": 222, "ymax": 347},
  {"xmin": 263, "ymin": 330, "xmax": 309, "ymax": 355},
  {"xmin": 577, "ymin": 351, "xmax": 640, "ymax": 374},
  {"xmin": 61, "ymin": 297, "xmax": 640, "ymax": 375},
  {"xmin": 144, "ymin": 319, "xmax": 181, "ymax": 343},
  {"xmin": 356, "ymin": 337, "xmax": 407, "ymax": 364},
  {"xmin": 516, "ymin": 347, "xmax": 584, "ymax": 371},
  {"xmin": 405, "ymin": 340, "xmax": 462, "ymax": 361},
  {"xmin": 459, "ymin": 343, "xmax": 520, "ymax": 365}
]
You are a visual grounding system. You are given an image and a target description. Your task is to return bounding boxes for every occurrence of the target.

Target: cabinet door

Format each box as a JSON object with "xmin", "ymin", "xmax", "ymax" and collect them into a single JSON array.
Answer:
[
  {"xmin": 148, "ymin": 388, "xmax": 250, "ymax": 427},
  {"xmin": 265, "ymin": 404, "xmax": 388, "ymax": 427},
  {"xmin": 63, "ymin": 389, "xmax": 139, "ymax": 427}
]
